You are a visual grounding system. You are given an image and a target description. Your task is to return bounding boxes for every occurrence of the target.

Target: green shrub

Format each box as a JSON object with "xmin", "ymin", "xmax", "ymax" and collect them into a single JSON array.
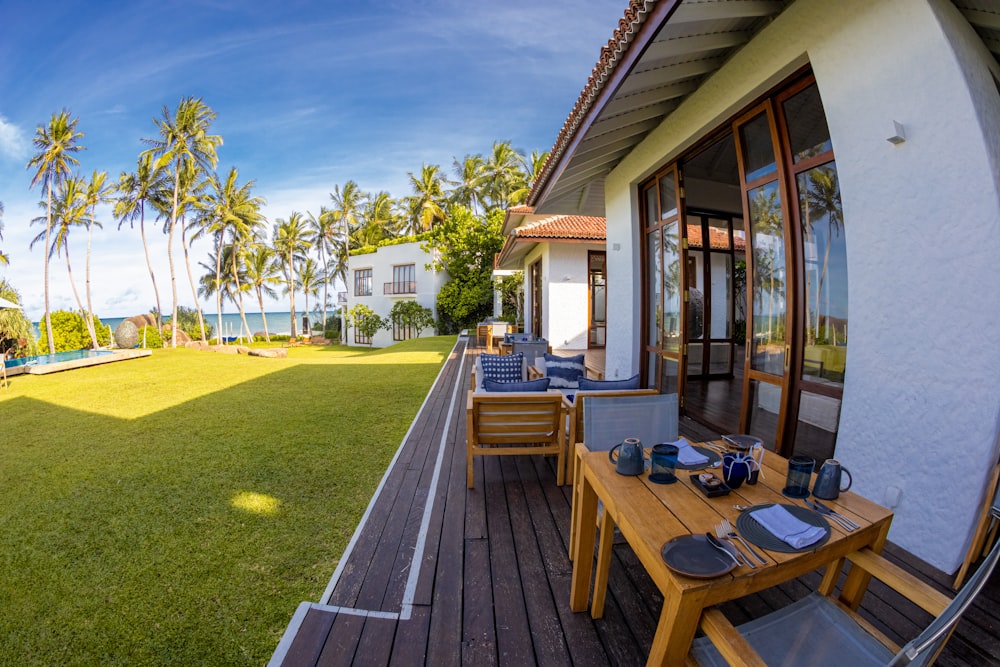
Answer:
[
  {"xmin": 38, "ymin": 311, "xmax": 110, "ymax": 352},
  {"xmin": 137, "ymin": 325, "xmax": 163, "ymax": 348},
  {"xmin": 389, "ymin": 301, "xmax": 435, "ymax": 337}
]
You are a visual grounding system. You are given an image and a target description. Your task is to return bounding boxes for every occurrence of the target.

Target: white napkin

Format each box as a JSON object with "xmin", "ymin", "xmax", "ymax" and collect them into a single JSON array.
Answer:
[
  {"xmin": 668, "ymin": 438, "xmax": 709, "ymax": 466},
  {"xmin": 751, "ymin": 504, "xmax": 826, "ymax": 549}
]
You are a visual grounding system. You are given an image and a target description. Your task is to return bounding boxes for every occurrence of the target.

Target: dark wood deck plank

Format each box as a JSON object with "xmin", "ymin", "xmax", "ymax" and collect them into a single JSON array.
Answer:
[{"xmin": 272, "ymin": 337, "xmax": 1000, "ymax": 667}]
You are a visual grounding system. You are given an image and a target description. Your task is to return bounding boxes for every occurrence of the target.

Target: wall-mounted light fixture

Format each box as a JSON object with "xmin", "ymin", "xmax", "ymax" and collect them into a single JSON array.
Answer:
[{"xmin": 887, "ymin": 120, "xmax": 906, "ymax": 145}]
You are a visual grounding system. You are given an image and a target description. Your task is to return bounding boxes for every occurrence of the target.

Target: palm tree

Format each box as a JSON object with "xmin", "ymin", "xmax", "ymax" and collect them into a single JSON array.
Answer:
[
  {"xmin": 82, "ymin": 170, "xmax": 111, "ymax": 345},
  {"xmin": 202, "ymin": 167, "xmax": 265, "ymax": 344},
  {"xmin": 480, "ymin": 140, "xmax": 527, "ymax": 210},
  {"xmin": 406, "ymin": 163, "xmax": 446, "ymax": 232},
  {"xmin": 175, "ymin": 162, "xmax": 209, "ymax": 341},
  {"xmin": 524, "ymin": 149, "xmax": 550, "ymax": 189},
  {"xmin": 449, "ymin": 153, "xmax": 484, "ymax": 215},
  {"xmin": 30, "ymin": 176, "xmax": 97, "ymax": 348},
  {"xmin": 307, "ymin": 207, "xmax": 337, "ymax": 335},
  {"xmin": 244, "ymin": 243, "xmax": 281, "ymax": 342},
  {"xmin": 356, "ymin": 191, "xmax": 394, "ymax": 247},
  {"xmin": 272, "ymin": 213, "xmax": 311, "ymax": 338},
  {"xmin": 141, "ymin": 97, "xmax": 222, "ymax": 347},
  {"xmin": 115, "ymin": 154, "xmax": 169, "ymax": 332},
  {"xmin": 26, "ymin": 109, "xmax": 85, "ymax": 352},
  {"xmin": 296, "ymin": 257, "xmax": 322, "ymax": 335},
  {"xmin": 329, "ymin": 181, "xmax": 365, "ymax": 343}
]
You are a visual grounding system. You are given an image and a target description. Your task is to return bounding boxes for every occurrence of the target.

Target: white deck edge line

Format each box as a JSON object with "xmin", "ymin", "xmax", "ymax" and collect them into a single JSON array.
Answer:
[
  {"xmin": 267, "ymin": 601, "xmax": 313, "ymax": 667},
  {"xmin": 320, "ymin": 336, "xmax": 466, "ymax": 605}
]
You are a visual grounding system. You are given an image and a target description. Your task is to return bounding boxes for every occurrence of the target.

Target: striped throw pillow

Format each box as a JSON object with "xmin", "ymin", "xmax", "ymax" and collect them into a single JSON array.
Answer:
[{"xmin": 543, "ymin": 353, "xmax": 586, "ymax": 389}]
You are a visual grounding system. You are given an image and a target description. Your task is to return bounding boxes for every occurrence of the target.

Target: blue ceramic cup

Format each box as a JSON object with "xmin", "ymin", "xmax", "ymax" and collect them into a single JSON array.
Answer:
[
  {"xmin": 723, "ymin": 452, "xmax": 753, "ymax": 489},
  {"xmin": 649, "ymin": 444, "xmax": 679, "ymax": 484},
  {"xmin": 783, "ymin": 456, "xmax": 815, "ymax": 498}
]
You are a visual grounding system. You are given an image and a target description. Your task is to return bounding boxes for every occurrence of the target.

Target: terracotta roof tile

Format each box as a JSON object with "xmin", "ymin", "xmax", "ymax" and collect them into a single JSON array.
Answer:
[
  {"xmin": 686, "ymin": 225, "xmax": 747, "ymax": 251},
  {"xmin": 513, "ymin": 215, "xmax": 606, "ymax": 241}
]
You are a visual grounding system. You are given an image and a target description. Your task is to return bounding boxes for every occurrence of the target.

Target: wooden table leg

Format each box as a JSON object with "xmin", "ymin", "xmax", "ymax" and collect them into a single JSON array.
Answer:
[
  {"xmin": 591, "ymin": 507, "xmax": 615, "ymax": 618},
  {"xmin": 646, "ymin": 587, "xmax": 704, "ymax": 667},
  {"xmin": 839, "ymin": 521, "xmax": 890, "ymax": 610},
  {"xmin": 570, "ymin": 472, "xmax": 598, "ymax": 613}
]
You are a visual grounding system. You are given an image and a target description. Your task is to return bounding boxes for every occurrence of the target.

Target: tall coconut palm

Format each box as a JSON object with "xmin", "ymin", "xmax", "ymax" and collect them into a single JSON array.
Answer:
[
  {"xmin": 296, "ymin": 257, "xmax": 322, "ymax": 335},
  {"xmin": 356, "ymin": 191, "xmax": 394, "ymax": 247},
  {"xmin": 524, "ymin": 149, "xmax": 550, "ymax": 189},
  {"xmin": 26, "ymin": 109, "xmax": 85, "ymax": 352},
  {"xmin": 480, "ymin": 140, "xmax": 527, "ymax": 211},
  {"xmin": 407, "ymin": 163, "xmax": 447, "ymax": 232},
  {"xmin": 30, "ymin": 176, "xmax": 98, "ymax": 348},
  {"xmin": 82, "ymin": 170, "xmax": 111, "ymax": 346},
  {"xmin": 272, "ymin": 212, "xmax": 311, "ymax": 338},
  {"xmin": 175, "ymin": 162, "xmax": 210, "ymax": 342},
  {"xmin": 307, "ymin": 207, "xmax": 337, "ymax": 336},
  {"xmin": 115, "ymin": 154, "xmax": 169, "ymax": 331},
  {"xmin": 329, "ymin": 181, "xmax": 365, "ymax": 343},
  {"xmin": 141, "ymin": 97, "xmax": 222, "ymax": 347},
  {"xmin": 244, "ymin": 243, "xmax": 281, "ymax": 342},
  {"xmin": 449, "ymin": 153, "xmax": 484, "ymax": 215}
]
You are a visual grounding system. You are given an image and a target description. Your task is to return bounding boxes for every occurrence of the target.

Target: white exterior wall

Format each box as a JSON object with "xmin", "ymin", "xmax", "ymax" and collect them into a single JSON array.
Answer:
[
  {"xmin": 523, "ymin": 242, "xmax": 603, "ymax": 350},
  {"xmin": 603, "ymin": 0, "xmax": 1000, "ymax": 570},
  {"xmin": 345, "ymin": 242, "xmax": 446, "ymax": 348}
]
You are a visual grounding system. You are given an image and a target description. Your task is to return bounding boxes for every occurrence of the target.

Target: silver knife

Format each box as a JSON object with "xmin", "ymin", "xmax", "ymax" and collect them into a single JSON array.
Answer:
[
  {"xmin": 813, "ymin": 499, "xmax": 861, "ymax": 530},
  {"xmin": 805, "ymin": 499, "xmax": 856, "ymax": 531},
  {"xmin": 705, "ymin": 533, "xmax": 749, "ymax": 568}
]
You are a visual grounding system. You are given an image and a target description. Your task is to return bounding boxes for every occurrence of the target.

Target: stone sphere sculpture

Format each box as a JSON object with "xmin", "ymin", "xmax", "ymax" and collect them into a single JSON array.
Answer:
[{"xmin": 115, "ymin": 320, "xmax": 139, "ymax": 349}]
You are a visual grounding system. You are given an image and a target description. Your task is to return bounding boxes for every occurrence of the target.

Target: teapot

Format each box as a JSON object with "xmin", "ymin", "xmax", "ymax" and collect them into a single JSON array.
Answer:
[
  {"xmin": 609, "ymin": 438, "xmax": 645, "ymax": 476},
  {"xmin": 812, "ymin": 459, "xmax": 852, "ymax": 500}
]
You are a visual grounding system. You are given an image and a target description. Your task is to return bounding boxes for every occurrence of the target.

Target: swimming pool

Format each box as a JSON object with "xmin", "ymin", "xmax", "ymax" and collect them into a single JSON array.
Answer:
[{"xmin": 4, "ymin": 349, "xmax": 115, "ymax": 368}]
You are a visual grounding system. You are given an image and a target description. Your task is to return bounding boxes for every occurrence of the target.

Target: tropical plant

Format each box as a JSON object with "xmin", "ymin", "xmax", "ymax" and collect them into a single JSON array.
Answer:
[
  {"xmin": 355, "ymin": 191, "xmax": 394, "ymax": 247},
  {"xmin": 26, "ymin": 109, "xmax": 86, "ymax": 352},
  {"xmin": 137, "ymin": 324, "xmax": 164, "ymax": 348},
  {"xmin": 115, "ymin": 153, "xmax": 170, "ymax": 332},
  {"xmin": 307, "ymin": 207, "xmax": 337, "ymax": 333},
  {"xmin": 37, "ymin": 310, "xmax": 109, "ymax": 353},
  {"xmin": 497, "ymin": 272, "xmax": 523, "ymax": 324},
  {"xmin": 243, "ymin": 244, "xmax": 281, "ymax": 342},
  {"xmin": 82, "ymin": 169, "xmax": 111, "ymax": 346},
  {"xmin": 480, "ymin": 140, "xmax": 528, "ymax": 210},
  {"xmin": 272, "ymin": 212, "xmax": 311, "ymax": 338},
  {"xmin": 141, "ymin": 96, "xmax": 222, "ymax": 348},
  {"xmin": 0, "ymin": 280, "xmax": 37, "ymax": 356},
  {"xmin": 153, "ymin": 305, "xmax": 212, "ymax": 341},
  {"xmin": 448, "ymin": 153, "xmax": 484, "ymax": 215},
  {"xmin": 296, "ymin": 257, "xmax": 323, "ymax": 334},
  {"xmin": 389, "ymin": 300, "xmax": 435, "ymax": 338},
  {"xmin": 346, "ymin": 303, "xmax": 387, "ymax": 347},
  {"xmin": 173, "ymin": 161, "xmax": 210, "ymax": 342},
  {"xmin": 405, "ymin": 163, "xmax": 447, "ymax": 233}
]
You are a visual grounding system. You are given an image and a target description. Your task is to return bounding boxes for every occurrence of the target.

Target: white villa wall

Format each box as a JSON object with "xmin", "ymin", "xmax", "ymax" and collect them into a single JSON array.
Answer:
[
  {"xmin": 522, "ymin": 242, "xmax": 603, "ymax": 350},
  {"xmin": 602, "ymin": 0, "xmax": 1000, "ymax": 570},
  {"xmin": 345, "ymin": 242, "xmax": 445, "ymax": 348}
]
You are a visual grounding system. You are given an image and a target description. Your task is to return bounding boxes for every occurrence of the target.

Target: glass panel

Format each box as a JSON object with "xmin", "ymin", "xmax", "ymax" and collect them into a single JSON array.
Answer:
[
  {"xmin": 798, "ymin": 162, "xmax": 847, "ymax": 386},
  {"xmin": 790, "ymin": 390, "xmax": 840, "ymax": 461},
  {"xmin": 710, "ymin": 252, "xmax": 731, "ymax": 339},
  {"xmin": 645, "ymin": 185, "xmax": 658, "ymax": 228},
  {"xmin": 739, "ymin": 113, "xmax": 777, "ymax": 182},
  {"xmin": 659, "ymin": 356, "xmax": 679, "ymax": 395},
  {"xmin": 687, "ymin": 250, "xmax": 704, "ymax": 341},
  {"xmin": 748, "ymin": 181, "xmax": 786, "ymax": 375},
  {"xmin": 659, "ymin": 172, "xmax": 678, "ymax": 220},
  {"xmin": 662, "ymin": 221, "xmax": 682, "ymax": 352},
  {"xmin": 687, "ymin": 342, "xmax": 703, "ymax": 376},
  {"xmin": 783, "ymin": 83, "xmax": 833, "ymax": 162},
  {"xmin": 646, "ymin": 353, "xmax": 659, "ymax": 390},
  {"xmin": 708, "ymin": 343, "xmax": 731, "ymax": 375},
  {"xmin": 746, "ymin": 379, "xmax": 779, "ymax": 451},
  {"xmin": 647, "ymin": 231, "xmax": 661, "ymax": 348},
  {"xmin": 708, "ymin": 217, "xmax": 731, "ymax": 250}
]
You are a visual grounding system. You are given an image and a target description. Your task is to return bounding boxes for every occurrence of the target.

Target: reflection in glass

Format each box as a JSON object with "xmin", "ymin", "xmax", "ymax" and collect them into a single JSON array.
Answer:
[
  {"xmin": 747, "ymin": 379, "xmax": 779, "ymax": 451},
  {"xmin": 783, "ymin": 83, "xmax": 833, "ymax": 162},
  {"xmin": 659, "ymin": 173, "xmax": 678, "ymax": 220},
  {"xmin": 662, "ymin": 221, "xmax": 681, "ymax": 352},
  {"xmin": 710, "ymin": 252, "xmax": 732, "ymax": 339},
  {"xmin": 739, "ymin": 113, "xmax": 777, "ymax": 182},
  {"xmin": 687, "ymin": 250, "xmax": 704, "ymax": 341},
  {"xmin": 798, "ymin": 162, "xmax": 847, "ymax": 386},
  {"xmin": 648, "ymin": 231, "xmax": 661, "ymax": 347},
  {"xmin": 660, "ymin": 356, "xmax": 679, "ymax": 395},
  {"xmin": 645, "ymin": 185, "xmax": 659, "ymax": 229},
  {"xmin": 790, "ymin": 390, "xmax": 840, "ymax": 461},
  {"xmin": 749, "ymin": 181, "xmax": 786, "ymax": 375},
  {"xmin": 647, "ymin": 352, "xmax": 659, "ymax": 390}
]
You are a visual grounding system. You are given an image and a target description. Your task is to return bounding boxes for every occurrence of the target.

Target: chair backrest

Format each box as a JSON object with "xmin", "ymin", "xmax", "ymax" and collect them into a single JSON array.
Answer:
[
  {"xmin": 582, "ymin": 393, "xmax": 678, "ymax": 452},
  {"xmin": 490, "ymin": 322, "xmax": 509, "ymax": 338},
  {"xmin": 470, "ymin": 392, "xmax": 564, "ymax": 445},
  {"xmin": 512, "ymin": 340, "xmax": 548, "ymax": 361},
  {"xmin": 573, "ymin": 389, "xmax": 659, "ymax": 445},
  {"xmin": 890, "ymin": 537, "xmax": 1000, "ymax": 666}
]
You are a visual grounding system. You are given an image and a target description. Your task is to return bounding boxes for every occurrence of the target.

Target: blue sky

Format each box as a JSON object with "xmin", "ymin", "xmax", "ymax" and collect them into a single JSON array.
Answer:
[{"xmin": 0, "ymin": 0, "xmax": 626, "ymax": 319}]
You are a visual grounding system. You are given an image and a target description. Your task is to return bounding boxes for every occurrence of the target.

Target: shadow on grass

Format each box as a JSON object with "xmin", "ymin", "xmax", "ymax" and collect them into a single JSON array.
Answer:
[{"xmin": 0, "ymin": 336, "xmax": 457, "ymax": 666}]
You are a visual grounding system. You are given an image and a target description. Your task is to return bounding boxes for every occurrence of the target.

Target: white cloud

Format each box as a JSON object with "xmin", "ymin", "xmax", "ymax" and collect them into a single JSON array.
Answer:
[{"xmin": 0, "ymin": 115, "xmax": 29, "ymax": 162}]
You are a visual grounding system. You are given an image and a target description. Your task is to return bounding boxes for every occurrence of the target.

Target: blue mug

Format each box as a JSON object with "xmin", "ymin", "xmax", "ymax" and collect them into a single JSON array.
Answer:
[{"xmin": 649, "ymin": 444, "xmax": 679, "ymax": 484}]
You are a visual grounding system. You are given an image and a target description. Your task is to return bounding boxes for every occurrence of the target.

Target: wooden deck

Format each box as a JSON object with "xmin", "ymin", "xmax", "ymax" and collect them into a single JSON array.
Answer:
[{"xmin": 269, "ymin": 337, "xmax": 1000, "ymax": 666}]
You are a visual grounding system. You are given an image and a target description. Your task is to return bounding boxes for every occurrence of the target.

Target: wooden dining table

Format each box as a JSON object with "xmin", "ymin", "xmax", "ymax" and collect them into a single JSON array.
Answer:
[{"xmin": 569, "ymin": 442, "xmax": 894, "ymax": 666}]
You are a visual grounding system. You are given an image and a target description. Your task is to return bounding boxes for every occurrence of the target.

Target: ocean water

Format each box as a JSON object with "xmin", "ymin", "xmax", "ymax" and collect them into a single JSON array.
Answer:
[{"xmin": 35, "ymin": 310, "xmax": 335, "ymax": 339}]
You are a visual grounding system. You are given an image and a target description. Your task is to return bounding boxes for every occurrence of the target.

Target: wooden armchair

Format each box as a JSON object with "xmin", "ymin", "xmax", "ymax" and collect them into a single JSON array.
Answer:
[
  {"xmin": 466, "ymin": 390, "xmax": 568, "ymax": 489},
  {"xmin": 689, "ymin": 538, "xmax": 1000, "ymax": 666}
]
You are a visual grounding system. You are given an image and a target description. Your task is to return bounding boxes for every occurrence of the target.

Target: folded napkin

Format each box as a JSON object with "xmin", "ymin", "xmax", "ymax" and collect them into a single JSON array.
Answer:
[
  {"xmin": 751, "ymin": 504, "xmax": 826, "ymax": 549},
  {"xmin": 668, "ymin": 438, "xmax": 709, "ymax": 466}
]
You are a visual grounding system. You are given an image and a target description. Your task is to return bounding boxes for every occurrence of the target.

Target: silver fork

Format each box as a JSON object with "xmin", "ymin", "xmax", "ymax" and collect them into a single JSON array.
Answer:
[
  {"xmin": 714, "ymin": 524, "xmax": 755, "ymax": 569},
  {"xmin": 720, "ymin": 518, "xmax": 768, "ymax": 565}
]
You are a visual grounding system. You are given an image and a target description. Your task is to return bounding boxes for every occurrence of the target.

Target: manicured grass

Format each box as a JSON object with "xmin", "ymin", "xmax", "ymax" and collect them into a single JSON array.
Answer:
[{"xmin": 0, "ymin": 337, "xmax": 455, "ymax": 666}]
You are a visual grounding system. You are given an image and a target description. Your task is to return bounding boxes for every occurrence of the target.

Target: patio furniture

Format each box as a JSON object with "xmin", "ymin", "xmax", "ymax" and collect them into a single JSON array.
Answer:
[
  {"xmin": 565, "ymin": 388, "xmax": 659, "ymax": 484},
  {"xmin": 470, "ymin": 352, "xmax": 528, "ymax": 391},
  {"xmin": 569, "ymin": 393, "xmax": 676, "ymax": 561},
  {"xmin": 476, "ymin": 324, "xmax": 490, "ymax": 348},
  {"xmin": 487, "ymin": 323, "xmax": 509, "ymax": 353},
  {"xmin": 570, "ymin": 443, "xmax": 894, "ymax": 665},
  {"xmin": 953, "ymin": 456, "xmax": 1000, "ymax": 589},
  {"xmin": 511, "ymin": 339, "xmax": 549, "ymax": 362},
  {"xmin": 691, "ymin": 526, "xmax": 1000, "ymax": 666},
  {"xmin": 466, "ymin": 389, "xmax": 569, "ymax": 489}
]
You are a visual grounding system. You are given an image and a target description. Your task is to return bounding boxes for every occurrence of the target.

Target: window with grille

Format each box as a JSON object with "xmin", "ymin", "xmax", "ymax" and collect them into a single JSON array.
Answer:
[{"xmin": 354, "ymin": 268, "xmax": 372, "ymax": 296}]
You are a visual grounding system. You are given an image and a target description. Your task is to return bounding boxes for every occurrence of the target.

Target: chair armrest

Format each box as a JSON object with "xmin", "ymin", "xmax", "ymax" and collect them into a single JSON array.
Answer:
[
  {"xmin": 527, "ymin": 364, "xmax": 544, "ymax": 381},
  {"xmin": 845, "ymin": 548, "xmax": 951, "ymax": 616},
  {"xmin": 696, "ymin": 608, "xmax": 768, "ymax": 667}
]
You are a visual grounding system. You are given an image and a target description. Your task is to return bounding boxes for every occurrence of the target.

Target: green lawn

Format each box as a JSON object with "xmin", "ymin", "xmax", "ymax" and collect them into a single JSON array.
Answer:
[{"xmin": 0, "ymin": 337, "xmax": 455, "ymax": 666}]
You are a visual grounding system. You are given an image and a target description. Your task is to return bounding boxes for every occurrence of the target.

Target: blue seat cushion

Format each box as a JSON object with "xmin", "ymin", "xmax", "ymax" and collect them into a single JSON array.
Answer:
[
  {"xmin": 578, "ymin": 374, "xmax": 641, "ymax": 391},
  {"xmin": 543, "ymin": 353, "xmax": 586, "ymax": 389},
  {"xmin": 482, "ymin": 377, "xmax": 551, "ymax": 392},
  {"xmin": 480, "ymin": 352, "xmax": 524, "ymax": 383}
]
